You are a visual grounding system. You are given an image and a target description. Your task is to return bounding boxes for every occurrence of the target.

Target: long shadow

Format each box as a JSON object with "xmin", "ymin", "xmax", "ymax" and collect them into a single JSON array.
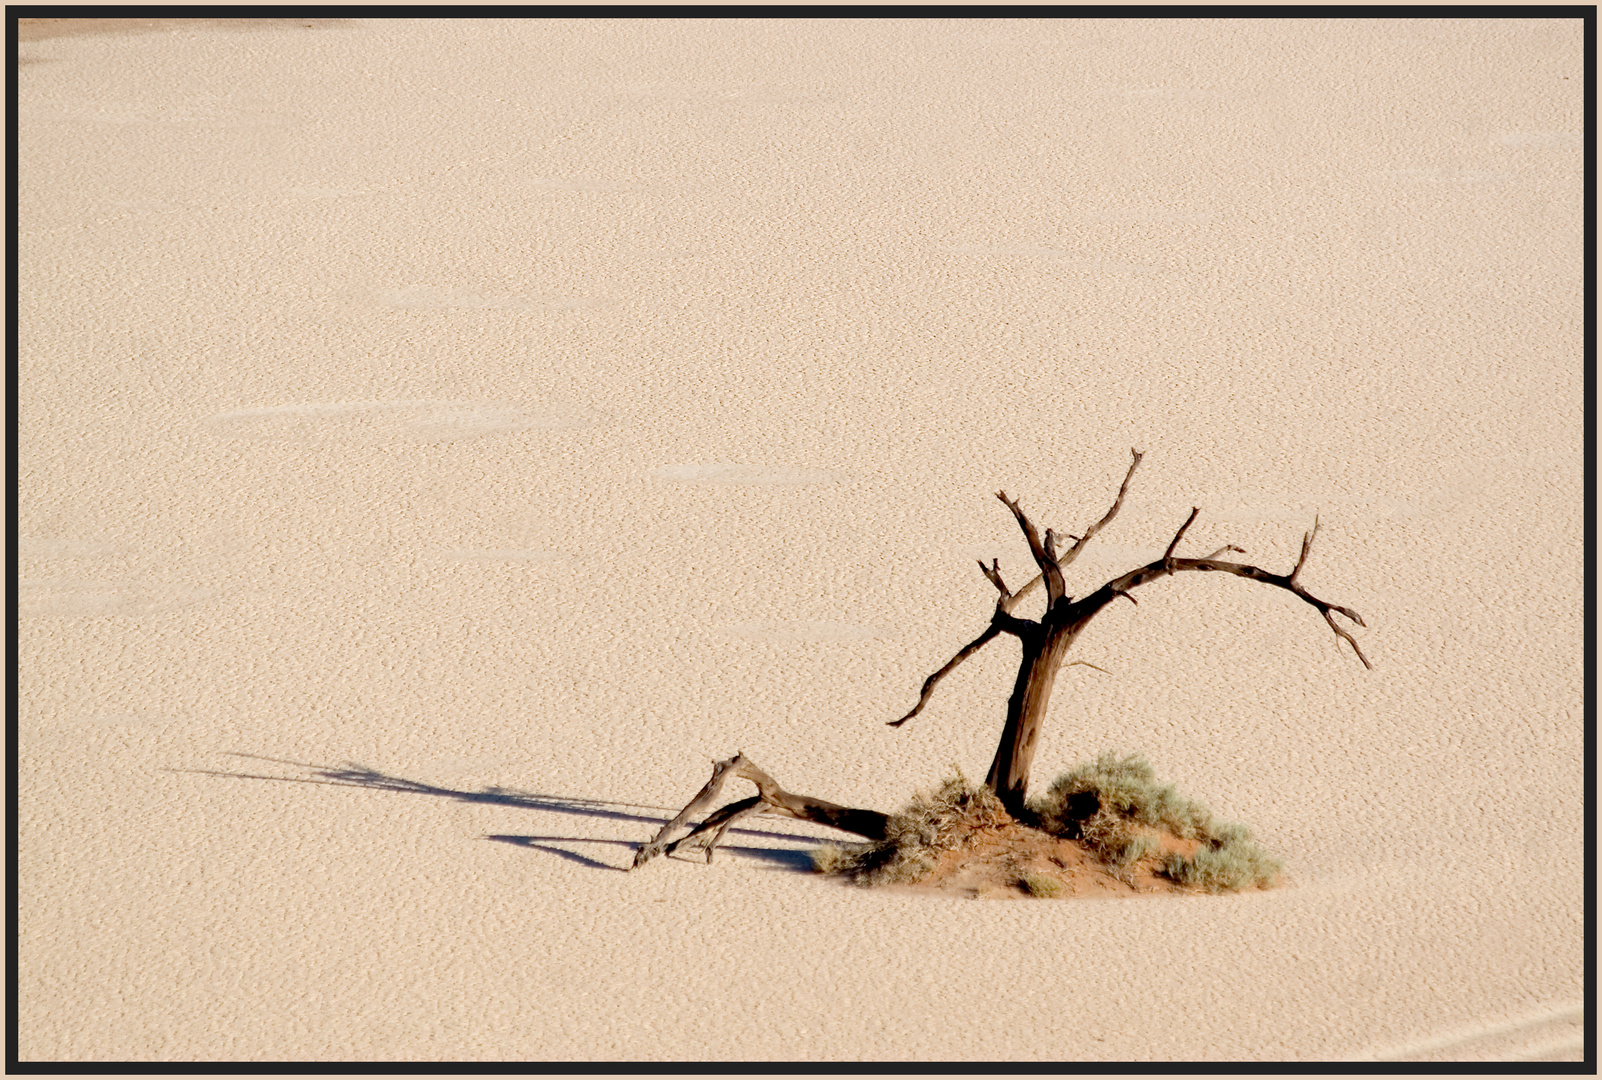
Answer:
[
  {"xmin": 484, "ymin": 834, "xmax": 817, "ymax": 873},
  {"xmin": 179, "ymin": 752, "xmax": 831, "ymax": 873}
]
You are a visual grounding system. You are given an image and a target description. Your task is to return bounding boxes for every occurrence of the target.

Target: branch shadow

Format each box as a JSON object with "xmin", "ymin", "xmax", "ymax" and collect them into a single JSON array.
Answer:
[
  {"xmin": 177, "ymin": 752, "xmax": 832, "ymax": 874},
  {"xmin": 483, "ymin": 834, "xmax": 818, "ymax": 873}
]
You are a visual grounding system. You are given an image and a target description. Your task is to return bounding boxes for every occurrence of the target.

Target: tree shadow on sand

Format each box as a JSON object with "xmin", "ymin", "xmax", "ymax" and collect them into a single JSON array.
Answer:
[{"xmin": 180, "ymin": 753, "xmax": 826, "ymax": 873}]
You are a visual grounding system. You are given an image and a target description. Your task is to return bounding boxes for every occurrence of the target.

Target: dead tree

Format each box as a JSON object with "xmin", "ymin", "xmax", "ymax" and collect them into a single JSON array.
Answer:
[{"xmin": 633, "ymin": 450, "xmax": 1369, "ymax": 868}]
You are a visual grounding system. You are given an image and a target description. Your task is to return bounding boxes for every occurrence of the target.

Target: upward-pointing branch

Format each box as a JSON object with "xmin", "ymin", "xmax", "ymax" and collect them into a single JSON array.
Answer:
[
  {"xmin": 1060, "ymin": 449, "xmax": 1143, "ymax": 572},
  {"xmin": 1291, "ymin": 516, "xmax": 1319, "ymax": 585},
  {"xmin": 1163, "ymin": 507, "xmax": 1201, "ymax": 565},
  {"xmin": 996, "ymin": 491, "xmax": 1066, "ymax": 604}
]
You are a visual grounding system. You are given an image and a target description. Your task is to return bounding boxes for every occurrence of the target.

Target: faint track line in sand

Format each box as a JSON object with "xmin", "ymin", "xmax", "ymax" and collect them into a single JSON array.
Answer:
[
  {"xmin": 1507, "ymin": 1034, "xmax": 1588, "ymax": 1061},
  {"xmin": 1344, "ymin": 1001, "xmax": 1584, "ymax": 1062},
  {"xmin": 203, "ymin": 399, "xmax": 603, "ymax": 443}
]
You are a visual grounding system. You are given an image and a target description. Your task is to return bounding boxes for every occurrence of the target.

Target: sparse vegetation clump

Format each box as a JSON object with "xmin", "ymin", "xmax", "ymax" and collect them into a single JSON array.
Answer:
[
  {"xmin": 1034, "ymin": 751, "xmax": 1213, "ymax": 840},
  {"xmin": 1158, "ymin": 821, "xmax": 1284, "ymax": 893},
  {"xmin": 811, "ymin": 752, "xmax": 1283, "ymax": 897},
  {"xmin": 1015, "ymin": 870, "xmax": 1063, "ymax": 898},
  {"xmin": 1033, "ymin": 751, "xmax": 1282, "ymax": 892},
  {"xmin": 811, "ymin": 768, "xmax": 1009, "ymax": 887}
]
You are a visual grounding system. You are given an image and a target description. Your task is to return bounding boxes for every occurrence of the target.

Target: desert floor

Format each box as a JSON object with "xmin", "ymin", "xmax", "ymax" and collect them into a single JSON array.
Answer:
[{"xmin": 16, "ymin": 17, "xmax": 1585, "ymax": 1063}]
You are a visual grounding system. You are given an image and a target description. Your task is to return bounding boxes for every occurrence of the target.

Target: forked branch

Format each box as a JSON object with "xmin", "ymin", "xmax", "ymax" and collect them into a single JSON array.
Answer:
[
  {"xmin": 996, "ymin": 491, "xmax": 1066, "ymax": 604},
  {"xmin": 1100, "ymin": 516, "xmax": 1371, "ymax": 669},
  {"xmin": 978, "ymin": 558, "xmax": 1010, "ymax": 600},
  {"xmin": 990, "ymin": 450, "xmax": 1144, "ymax": 606},
  {"xmin": 892, "ymin": 451, "xmax": 1145, "ymax": 728},
  {"xmin": 632, "ymin": 754, "xmax": 889, "ymax": 869}
]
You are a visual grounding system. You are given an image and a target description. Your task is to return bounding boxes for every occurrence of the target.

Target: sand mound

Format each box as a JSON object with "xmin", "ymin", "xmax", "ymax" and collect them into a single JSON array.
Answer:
[
  {"xmin": 884, "ymin": 818, "xmax": 1207, "ymax": 900},
  {"xmin": 813, "ymin": 755, "xmax": 1281, "ymax": 900}
]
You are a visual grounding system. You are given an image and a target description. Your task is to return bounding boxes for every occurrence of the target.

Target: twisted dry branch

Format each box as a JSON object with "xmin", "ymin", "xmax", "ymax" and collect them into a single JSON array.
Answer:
[
  {"xmin": 631, "ymin": 754, "xmax": 890, "ymax": 869},
  {"xmin": 1101, "ymin": 540, "xmax": 1371, "ymax": 669}
]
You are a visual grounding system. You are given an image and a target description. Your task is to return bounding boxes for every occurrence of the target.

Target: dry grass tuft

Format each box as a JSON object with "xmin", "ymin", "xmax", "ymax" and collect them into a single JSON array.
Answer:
[
  {"xmin": 810, "ymin": 766, "xmax": 1010, "ymax": 887},
  {"xmin": 1016, "ymin": 870, "xmax": 1063, "ymax": 898},
  {"xmin": 1158, "ymin": 821, "xmax": 1284, "ymax": 893}
]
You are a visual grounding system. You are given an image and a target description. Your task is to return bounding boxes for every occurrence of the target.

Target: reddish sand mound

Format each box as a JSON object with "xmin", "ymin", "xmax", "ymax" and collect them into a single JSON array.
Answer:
[
  {"xmin": 813, "ymin": 758, "xmax": 1286, "ymax": 899},
  {"xmin": 885, "ymin": 819, "xmax": 1207, "ymax": 900}
]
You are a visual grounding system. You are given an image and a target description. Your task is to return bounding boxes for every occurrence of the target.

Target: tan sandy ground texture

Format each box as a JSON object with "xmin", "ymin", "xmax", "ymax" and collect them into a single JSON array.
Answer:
[{"xmin": 16, "ymin": 17, "xmax": 1584, "ymax": 1063}]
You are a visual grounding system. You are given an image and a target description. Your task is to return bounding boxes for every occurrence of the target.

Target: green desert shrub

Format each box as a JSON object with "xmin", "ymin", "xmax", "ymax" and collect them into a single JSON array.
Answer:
[
  {"xmin": 1034, "ymin": 751, "xmax": 1213, "ymax": 840},
  {"xmin": 811, "ymin": 767, "xmax": 1008, "ymax": 887},
  {"xmin": 814, "ymin": 752, "xmax": 1283, "ymax": 894},
  {"xmin": 1034, "ymin": 750, "xmax": 1282, "ymax": 892},
  {"xmin": 1159, "ymin": 825, "xmax": 1283, "ymax": 892}
]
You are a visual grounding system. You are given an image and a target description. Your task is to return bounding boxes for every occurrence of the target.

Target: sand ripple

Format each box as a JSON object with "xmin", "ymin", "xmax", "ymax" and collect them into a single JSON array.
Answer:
[
  {"xmin": 723, "ymin": 621, "xmax": 884, "ymax": 643},
  {"xmin": 205, "ymin": 400, "xmax": 601, "ymax": 444},
  {"xmin": 21, "ymin": 579, "xmax": 215, "ymax": 617},
  {"xmin": 648, "ymin": 464, "xmax": 849, "ymax": 485}
]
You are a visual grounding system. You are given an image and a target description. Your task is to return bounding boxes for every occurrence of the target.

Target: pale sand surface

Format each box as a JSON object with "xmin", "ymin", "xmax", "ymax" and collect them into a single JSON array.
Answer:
[{"xmin": 17, "ymin": 18, "xmax": 1584, "ymax": 1063}]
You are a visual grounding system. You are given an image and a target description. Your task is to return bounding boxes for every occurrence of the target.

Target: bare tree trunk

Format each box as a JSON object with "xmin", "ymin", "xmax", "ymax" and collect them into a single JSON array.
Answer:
[{"xmin": 984, "ymin": 621, "xmax": 1079, "ymax": 818}]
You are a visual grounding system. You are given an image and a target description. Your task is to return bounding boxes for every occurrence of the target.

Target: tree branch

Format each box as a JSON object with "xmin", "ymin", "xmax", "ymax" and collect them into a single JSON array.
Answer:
[
  {"xmin": 631, "ymin": 756, "xmax": 742, "ymax": 867},
  {"xmin": 1059, "ymin": 448, "xmax": 1143, "ymax": 572},
  {"xmin": 1291, "ymin": 516, "xmax": 1318, "ymax": 585},
  {"xmin": 889, "ymin": 624, "xmax": 1003, "ymax": 726},
  {"xmin": 632, "ymin": 755, "xmax": 890, "ymax": 869},
  {"xmin": 984, "ymin": 451, "xmax": 1144, "ymax": 612},
  {"xmin": 901, "ymin": 464, "xmax": 1149, "ymax": 731},
  {"xmin": 1004, "ymin": 570, "xmax": 1046, "ymax": 610},
  {"xmin": 1162, "ymin": 507, "xmax": 1201, "ymax": 565},
  {"xmin": 977, "ymin": 558, "xmax": 1010, "ymax": 600},
  {"xmin": 663, "ymin": 795, "xmax": 765, "ymax": 863},
  {"xmin": 996, "ymin": 491, "xmax": 1066, "ymax": 604},
  {"xmin": 978, "ymin": 559, "xmax": 1061, "ymax": 615},
  {"xmin": 1095, "ymin": 541, "xmax": 1371, "ymax": 669}
]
